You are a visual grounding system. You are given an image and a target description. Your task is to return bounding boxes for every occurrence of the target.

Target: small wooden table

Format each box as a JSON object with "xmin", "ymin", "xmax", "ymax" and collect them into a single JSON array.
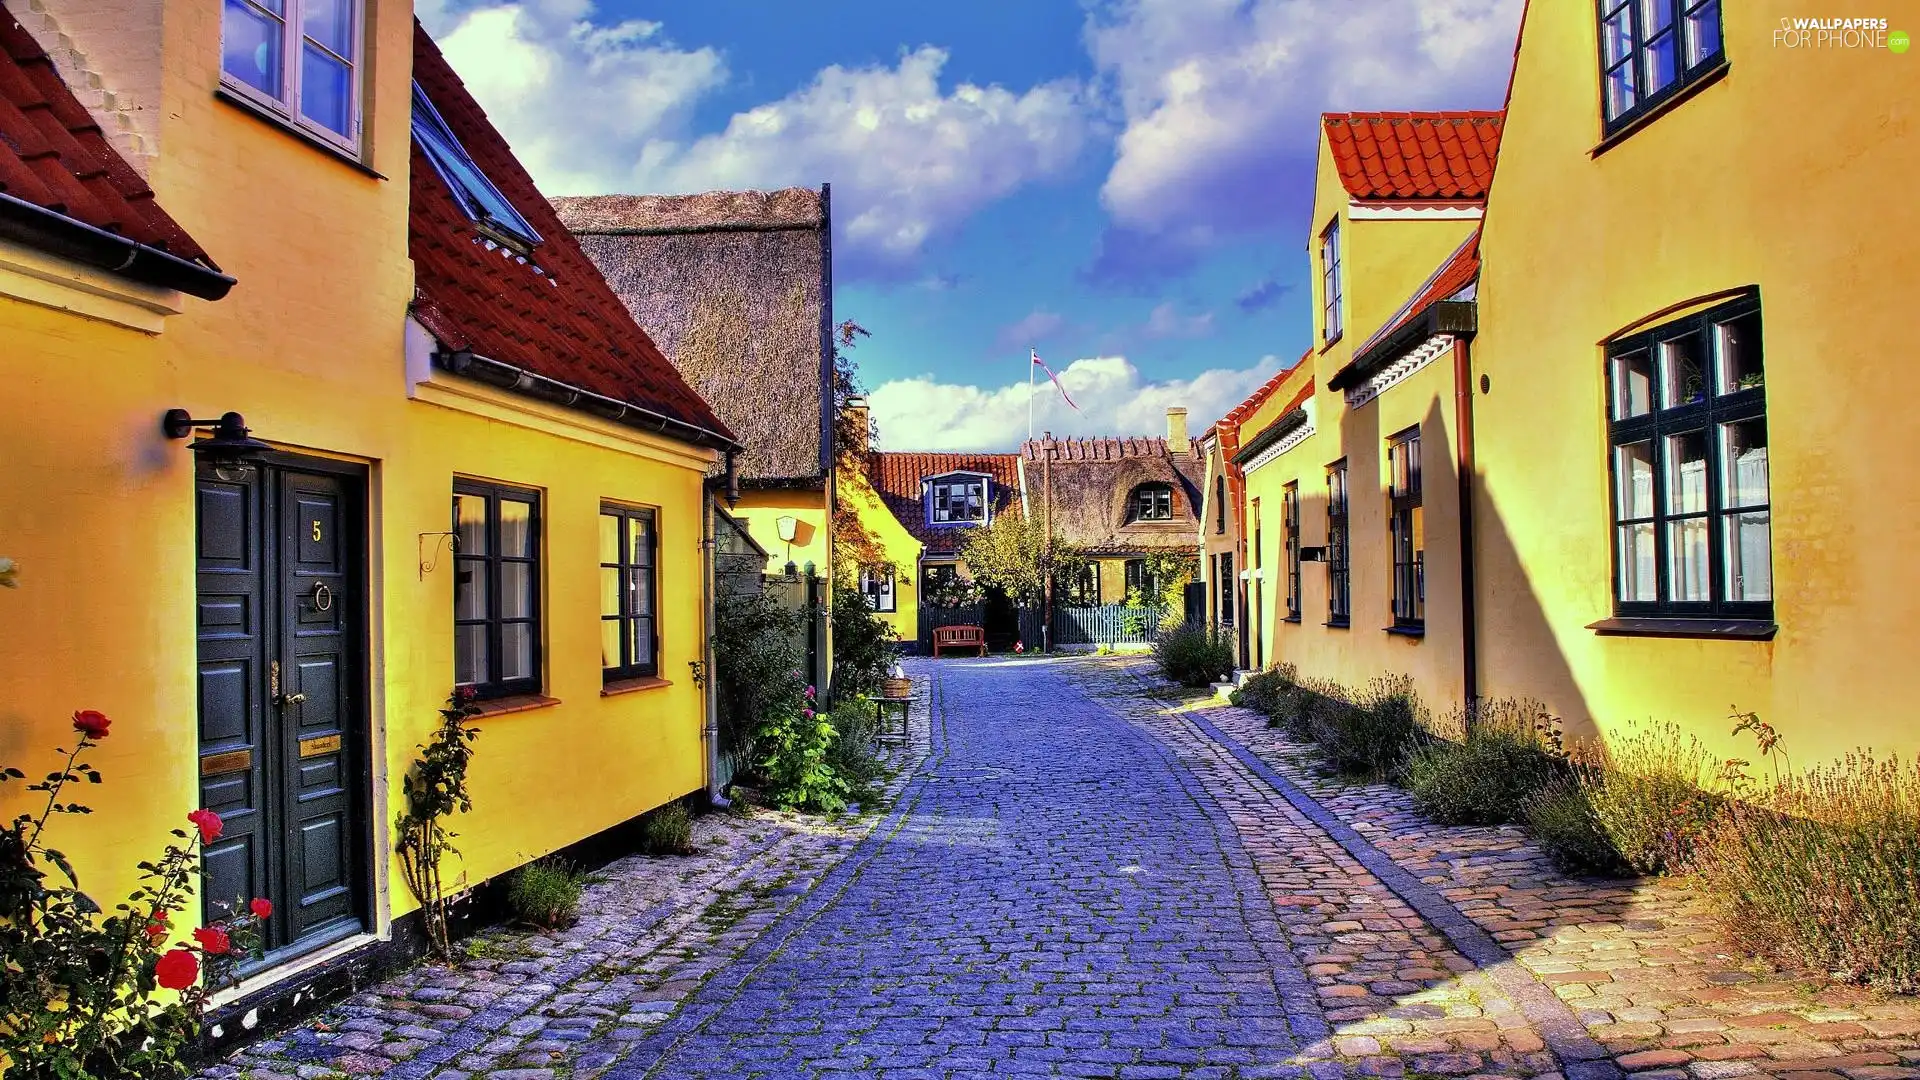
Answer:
[{"xmin": 874, "ymin": 692, "xmax": 912, "ymax": 745}]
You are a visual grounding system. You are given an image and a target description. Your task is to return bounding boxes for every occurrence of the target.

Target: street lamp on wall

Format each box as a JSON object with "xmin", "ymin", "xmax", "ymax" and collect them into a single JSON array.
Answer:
[
  {"xmin": 162, "ymin": 409, "xmax": 272, "ymax": 481},
  {"xmin": 776, "ymin": 515, "xmax": 799, "ymax": 578}
]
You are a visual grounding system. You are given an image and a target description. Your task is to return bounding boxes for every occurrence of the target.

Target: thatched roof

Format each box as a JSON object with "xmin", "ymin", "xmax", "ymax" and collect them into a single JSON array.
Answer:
[
  {"xmin": 861, "ymin": 452, "xmax": 1022, "ymax": 558},
  {"xmin": 1021, "ymin": 437, "xmax": 1204, "ymax": 556},
  {"xmin": 552, "ymin": 188, "xmax": 831, "ymax": 485}
]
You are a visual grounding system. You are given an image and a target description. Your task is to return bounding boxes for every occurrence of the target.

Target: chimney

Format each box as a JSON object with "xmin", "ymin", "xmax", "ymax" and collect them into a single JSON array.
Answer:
[
  {"xmin": 1166, "ymin": 406, "xmax": 1190, "ymax": 454},
  {"xmin": 846, "ymin": 396, "xmax": 871, "ymax": 451}
]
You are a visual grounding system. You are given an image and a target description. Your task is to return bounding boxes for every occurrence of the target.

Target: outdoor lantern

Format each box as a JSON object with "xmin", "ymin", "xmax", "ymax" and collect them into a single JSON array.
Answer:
[
  {"xmin": 162, "ymin": 409, "xmax": 273, "ymax": 481},
  {"xmin": 775, "ymin": 516, "xmax": 798, "ymax": 543}
]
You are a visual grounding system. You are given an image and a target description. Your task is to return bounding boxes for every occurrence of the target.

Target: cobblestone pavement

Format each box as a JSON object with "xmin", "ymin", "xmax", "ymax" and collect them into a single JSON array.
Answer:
[
  {"xmin": 1070, "ymin": 657, "xmax": 1920, "ymax": 1080},
  {"xmin": 205, "ymin": 657, "xmax": 1920, "ymax": 1080}
]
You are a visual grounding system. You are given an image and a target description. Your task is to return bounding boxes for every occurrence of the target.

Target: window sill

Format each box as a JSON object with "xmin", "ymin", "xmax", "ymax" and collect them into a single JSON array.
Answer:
[
  {"xmin": 1591, "ymin": 62, "xmax": 1729, "ymax": 159},
  {"xmin": 1324, "ymin": 619, "xmax": 1350, "ymax": 630},
  {"xmin": 469, "ymin": 694, "xmax": 561, "ymax": 718},
  {"xmin": 1319, "ymin": 331, "xmax": 1344, "ymax": 355},
  {"xmin": 1384, "ymin": 624, "xmax": 1426, "ymax": 638},
  {"xmin": 1587, "ymin": 617, "xmax": 1777, "ymax": 641},
  {"xmin": 214, "ymin": 86, "xmax": 386, "ymax": 180},
  {"xmin": 602, "ymin": 676, "xmax": 672, "ymax": 697},
  {"xmin": 1282, "ymin": 615, "xmax": 1302, "ymax": 624}
]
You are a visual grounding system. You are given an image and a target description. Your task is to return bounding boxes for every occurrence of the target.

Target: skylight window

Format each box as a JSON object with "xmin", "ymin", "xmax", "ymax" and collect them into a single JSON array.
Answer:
[{"xmin": 411, "ymin": 81, "xmax": 542, "ymax": 251}]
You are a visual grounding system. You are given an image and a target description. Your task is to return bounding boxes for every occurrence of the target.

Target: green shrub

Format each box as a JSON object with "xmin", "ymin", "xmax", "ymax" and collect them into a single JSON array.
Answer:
[
  {"xmin": 825, "ymin": 703, "xmax": 889, "ymax": 809},
  {"xmin": 1693, "ymin": 752, "xmax": 1920, "ymax": 991},
  {"xmin": 507, "ymin": 859, "xmax": 583, "ymax": 929},
  {"xmin": 1152, "ymin": 622, "xmax": 1235, "ymax": 688},
  {"xmin": 1523, "ymin": 775, "xmax": 1632, "ymax": 876},
  {"xmin": 830, "ymin": 584, "xmax": 898, "ymax": 700},
  {"xmin": 1405, "ymin": 702, "xmax": 1570, "ymax": 826},
  {"xmin": 639, "ymin": 802, "xmax": 694, "ymax": 857},
  {"xmin": 1305, "ymin": 675, "xmax": 1429, "ymax": 779},
  {"xmin": 1579, "ymin": 723, "xmax": 1720, "ymax": 874},
  {"xmin": 1230, "ymin": 664, "xmax": 1304, "ymax": 727},
  {"xmin": 757, "ymin": 686, "xmax": 850, "ymax": 813}
]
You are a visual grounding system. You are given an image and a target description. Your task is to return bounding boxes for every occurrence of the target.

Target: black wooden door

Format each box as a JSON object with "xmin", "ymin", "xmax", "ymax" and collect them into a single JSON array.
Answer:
[{"xmin": 196, "ymin": 458, "xmax": 368, "ymax": 965}]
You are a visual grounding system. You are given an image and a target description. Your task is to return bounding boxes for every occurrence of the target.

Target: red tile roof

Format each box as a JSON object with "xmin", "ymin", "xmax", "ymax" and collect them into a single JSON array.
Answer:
[
  {"xmin": 408, "ymin": 22, "xmax": 730, "ymax": 444},
  {"xmin": 861, "ymin": 452, "xmax": 1021, "ymax": 556},
  {"xmin": 1323, "ymin": 111, "xmax": 1503, "ymax": 202},
  {"xmin": 0, "ymin": 7, "xmax": 215, "ymax": 266},
  {"xmin": 1353, "ymin": 228, "xmax": 1481, "ymax": 358}
]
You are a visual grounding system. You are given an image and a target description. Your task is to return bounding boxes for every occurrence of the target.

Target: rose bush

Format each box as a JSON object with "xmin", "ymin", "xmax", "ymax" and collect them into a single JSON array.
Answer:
[{"xmin": 0, "ymin": 711, "xmax": 270, "ymax": 1078}]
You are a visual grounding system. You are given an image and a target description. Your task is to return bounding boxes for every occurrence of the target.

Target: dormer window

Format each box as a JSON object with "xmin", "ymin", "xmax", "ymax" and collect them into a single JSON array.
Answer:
[
  {"xmin": 411, "ymin": 81, "xmax": 543, "ymax": 253},
  {"xmin": 1131, "ymin": 484, "xmax": 1174, "ymax": 522},
  {"xmin": 928, "ymin": 475, "xmax": 988, "ymax": 525}
]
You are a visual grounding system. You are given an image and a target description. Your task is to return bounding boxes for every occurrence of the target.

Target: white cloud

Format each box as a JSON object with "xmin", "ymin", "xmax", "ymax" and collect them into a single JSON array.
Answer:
[
  {"xmin": 1141, "ymin": 302, "xmax": 1214, "ymax": 340},
  {"xmin": 425, "ymin": 3, "xmax": 1091, "ymax": 274},
  {"xmin": 1086, "ymin": 0, "xmax": 1523, "ymax": 238},
  {"xmin": 867, "ymin": 354, "xmax": 1283, "ymax": 452}
]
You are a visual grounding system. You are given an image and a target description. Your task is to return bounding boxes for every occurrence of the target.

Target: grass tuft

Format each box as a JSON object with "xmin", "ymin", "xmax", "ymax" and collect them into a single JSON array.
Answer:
[{"xmin": 506, "ymin": 858, "xmax": 584, "ymax": 929}]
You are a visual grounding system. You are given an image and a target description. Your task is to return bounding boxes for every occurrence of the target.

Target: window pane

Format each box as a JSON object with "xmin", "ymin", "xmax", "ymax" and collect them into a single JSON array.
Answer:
[
  {"xmin": 599, "ymin": 513, "xmax": 619, "ymax": 564},
  {"xmin": 601, "ymin": 618, "xmax": 622, "ymax": 670},
  {"xmin": 1638, "ymin": 0, "xmax": 1674, "ymax": 34},
  {"xmin": 1601, "ymin": 8, "xmax": 1635, "ymax": 65},
  {"xmin": 1714, "ymin": 311, "xmax": 1764, "ymax": 394},
  {"xmin": 1665, "ymin": 430, "xmax": 1709, "ymax": 514},
  {"xmin": 1617, "ymin": 524, "xmax": 1657, "ymax": 602},
  {"xmin": 1685, "ymin": 0, "xmax": 1722, "ymax": 65},
  {"xmin": 1720, "ymin": 418, "xmax": 1769, "ymax": 509},
  {"xmin": 1666, "ymin": 518, "xmax": 1710, "ymax": 602},
  {"xmin": 1724, "ymin": 511, "xmax": 1772, "ymax": 602},
  {"xmin": 300, "ymin": 46, "xmax": 352, "ymax": 137},
  {"xmin": 1661, "ymin": 334, "xmax": 1705, "ymax": 408},
  {"xmin": 628, "ymin": 568, "xmax": 654, "ymax": 618},
  {"xmin": 454, "ymin": 493, "xmax": 488, "ymax": 555},
  {"xmin": 629, "ymin": 618, "xmax": 654, "ymax": 669},
  {"xmin": 1614, "ymin": 441, "xmax": 1656, "ymax": 520},
  {"xmin": 500, "ymin": 623, "xmax": 534, "ymax": 680},
  {"xmin": 498, "ymin": 499, "xmax": 534, "ymax": 557},
  {"xmin": 1611, "ymin": 350, "xmax": 1654, "ymax": 418},
  {"xmin": 1642, "ymin": 30, "xmax": 1678, "ymax": 95},
  {"xmin": 600, "ymin": 567, "xmax": 620, "ymax": 618},
  {"xmin": 302, "ymin": 0, "xmax": 354, "ymax": 56},
  {"xmin": 223, "ymin": 0, "xmax": 284, "ymax": 98},
  {"xmin": 1605, "ymin": 60, "xmax": 1637, "ymax": 119},
  {"xmin": 628, "ymin": 516, "xmax": 653, "ymax": 566},
  {"xmin": 455, "ymin": 624, "xmax": 487, "ymax": 685},
  {"xmin": 453, "ymin": 558, "xmax": 487, "ymax": 619},
  {"xmin": 499, "ymin": 561, "xmax": 531, "ymax": 619}
]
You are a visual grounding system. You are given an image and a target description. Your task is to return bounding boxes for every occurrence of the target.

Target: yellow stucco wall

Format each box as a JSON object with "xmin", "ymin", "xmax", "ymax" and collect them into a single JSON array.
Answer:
[
  {"xmin": 0, "ymin": 0, "xmax": 716, "ymax": 965},
  {"xmin": 840, "ymin": 470, "xmax": 923, "ymax": 642},
  {"xmin": 1471, "ymin": 3, "xmax": 1920, "ymax": 767},
  {"xmin": 729, "ymin": 489, "xmax": 831, "ymax": 578}
]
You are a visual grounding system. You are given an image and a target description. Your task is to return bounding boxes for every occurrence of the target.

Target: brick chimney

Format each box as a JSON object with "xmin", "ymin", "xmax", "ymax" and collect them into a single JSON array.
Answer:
[
  {"xmin": 1166, "ymin": 406, "xmax": 1190, "ymax": 454},
  {"xmin": 846, "ymin": 396, "xmax": 871, "ymax": 451}
]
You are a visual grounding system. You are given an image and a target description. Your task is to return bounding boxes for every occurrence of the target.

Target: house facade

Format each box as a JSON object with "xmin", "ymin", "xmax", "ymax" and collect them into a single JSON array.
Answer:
[
  {"xmin": 853, "ymin": 447, "xmax": 1023, "ymax": 646},
  {"xmin": 0, "ymin": 0, "xmax": 732, "ymax": 1022}
]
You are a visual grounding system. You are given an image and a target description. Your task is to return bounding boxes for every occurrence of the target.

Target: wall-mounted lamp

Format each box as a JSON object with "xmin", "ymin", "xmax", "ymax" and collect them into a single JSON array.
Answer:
[
  {"xmin": 775, "ymin": 516, "xmax": 799, "ymax": 543},
  {"xmin": 162, "ymin": 409, "xmax": 272, "ymax": 480}
]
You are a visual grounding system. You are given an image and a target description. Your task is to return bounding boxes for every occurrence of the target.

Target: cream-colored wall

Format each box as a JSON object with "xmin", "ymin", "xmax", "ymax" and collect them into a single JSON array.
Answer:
[
  {"xmin": 1472, "ymin": 2, "xmax": 1920, "ymax": 766},
  {"xmin": 730, "ymin": 488, "xmax": 830, "ymax": 578}
]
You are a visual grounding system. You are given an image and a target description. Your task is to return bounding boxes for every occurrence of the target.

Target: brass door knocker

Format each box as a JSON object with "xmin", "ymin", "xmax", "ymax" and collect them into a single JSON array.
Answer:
[{"xmin": 311, "ymin": 582, "xmax": 334, "ymax": 612}]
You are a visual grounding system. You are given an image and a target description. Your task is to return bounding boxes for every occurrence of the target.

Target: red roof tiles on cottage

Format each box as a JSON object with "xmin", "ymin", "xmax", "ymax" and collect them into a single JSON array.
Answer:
[
  {"xmin": 862, "ymin": 452, "xmax": 1022, "ymax": 555},
  {"xmin": 0, "ymin": 7, "xmax": 214, "ymax": 266},
  {"xmin": 408, "ymin": 21, "xmax": 730, "ymax": 443},
  {"xmin": 1323, "ymin": 111, "xmax": 1503, "ymax": 202}
]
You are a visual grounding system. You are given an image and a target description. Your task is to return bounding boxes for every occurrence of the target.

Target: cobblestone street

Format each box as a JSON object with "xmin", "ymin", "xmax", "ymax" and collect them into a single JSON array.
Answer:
[{"xmin": 205, "ymin": 657, "xmax": 1920, "ymax": 1080}]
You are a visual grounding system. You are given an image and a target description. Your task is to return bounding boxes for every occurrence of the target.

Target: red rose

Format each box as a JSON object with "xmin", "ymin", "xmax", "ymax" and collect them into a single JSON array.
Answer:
[
  {"xmin": 250, "ymin": 898, "xmax": 273, "ymax": 920},
  {"xmin": 155, "ymin": 948, "xmax": 199, "ymax": 990},
  {"xmin": 193, "ymin": 926, "xmax": 231, "ymax": 955},
  {"xmin": 145, "ymin": 910, "xmax": 170, "ymax": 942},
  {"xmin": 455, "ymin": 686, "xmax": 478, "ymax": 703},
  {"xmin": 72, "ymin": 710, "xmax": 111, "ymax": 740},
  {"xmin": 187, "ymin": 808, "xmax": 223, "ymax": 843}
]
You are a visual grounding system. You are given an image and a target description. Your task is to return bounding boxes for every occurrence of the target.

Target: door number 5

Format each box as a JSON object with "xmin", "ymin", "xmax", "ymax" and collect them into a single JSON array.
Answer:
[{"xmin": 312, "ymin": 520, "xmax": 323, "ymax": 542}]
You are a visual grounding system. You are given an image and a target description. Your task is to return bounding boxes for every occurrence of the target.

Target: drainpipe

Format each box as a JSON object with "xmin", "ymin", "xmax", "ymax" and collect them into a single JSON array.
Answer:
[
  {"xmin": 1453, "ymin": 336, "xmax": 1480, "ymax": 723},
  {"xmin": 702, "ymin": 488, "xmax": 729, "ymax": 809}
]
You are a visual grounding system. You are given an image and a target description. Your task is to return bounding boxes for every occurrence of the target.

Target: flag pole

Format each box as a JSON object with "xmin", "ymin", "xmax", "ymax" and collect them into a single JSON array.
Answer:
[{"xmin": 1027, "ymin": 347, "xmax": 1035, "ymax": 442}]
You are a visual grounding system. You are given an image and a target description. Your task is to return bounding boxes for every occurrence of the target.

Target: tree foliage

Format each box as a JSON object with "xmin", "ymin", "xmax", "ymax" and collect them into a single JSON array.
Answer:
[{"xmin": 958, "ymin": 510, "xmax": 1085, "ymax": 607}]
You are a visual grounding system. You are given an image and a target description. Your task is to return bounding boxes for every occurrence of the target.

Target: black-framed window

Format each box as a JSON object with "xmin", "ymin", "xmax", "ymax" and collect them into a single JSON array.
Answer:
[
  {"xmin": 859, "ymin": 564, "xmax": 896, "ymax": 612},
  {"xmin": 923, "ymin": 562, "xmax": 958, "ymax": 591},
  {"xmin": 1217, "ymin": 552, "xmax": 1235, "ymax": 626},
  {"xmin": 1058, "ymin": 563, "xmax": 1100, "ymax": 606},
  {"xmin": 1124, "ymin": 558, "xmax": 1159, "ymax": 599},
  {"xmin": 1215, "ymin": 475, "xmax": 1227, "ymax": 534},
  {"xmin": 1327, "ymin": 460, "xmax": 1350, "ymax": 625},
  {"xmin": 929, "ymin": 477, "xmax": 987, "ymax": 524},
  {"xmin": 1388, "ymin": 430, "xmax": 1424, "ymax": 630},
  {"xmin": 1321, "ymin": 218, "xmax": 1343, "ymax": 343},
  {"xmin": 1132, "ymin": 484, "xmax": 1174, "ymax": 522},
  {"xmin": 453, "ymin": 480, "xmax": 541, "ymax": 698},
  {"xmin": 1283, "ymin": 482, "xmax": 1301, "ymax": 620},
  {"xmin": 1597, "ymin": 0, "xmax": 1724, "ymax": 133},
  {"xmin": 1606, "ymin": 292, "xmax": 1769, "ymax": 619},
  {"xmin": 599, "ymin": 505, "xmax": 659, "ymax": 681}
]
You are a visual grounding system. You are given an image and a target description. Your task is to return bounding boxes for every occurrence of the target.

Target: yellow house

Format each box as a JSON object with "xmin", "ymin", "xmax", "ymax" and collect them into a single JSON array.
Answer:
[
  {"xmin": 0, "ymin": 0, "xmax": 734, "ymax": 1033},
  {"xmin": 553, "ymin": 188, "xmax": 837, "ymax": 693},
  {"xmin": 1470, "ymin": 1, "xmax": 1918, "ymax": 765},
  {"xmin": 1232, "ymin": 112, "xmax": 1498, "ymax": 707}
]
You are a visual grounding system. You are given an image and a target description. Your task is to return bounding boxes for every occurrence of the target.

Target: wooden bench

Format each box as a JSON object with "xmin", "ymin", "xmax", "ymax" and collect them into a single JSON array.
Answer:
[{"xmin": 931, "ymin": 624, "xmax": 986, "ymax": 657}]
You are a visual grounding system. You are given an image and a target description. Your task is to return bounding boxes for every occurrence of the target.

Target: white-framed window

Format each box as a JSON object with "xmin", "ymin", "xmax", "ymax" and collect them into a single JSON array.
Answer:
[
  {"xmin": 222, "ymin": 0, "xmax": 363, "ymax": 152},
  {"xmin": 1321, "ymin": 218, "xmax": 1344, "ymax": 343},
  {"xmin": 859, "ymin": 565, "xmax": 896, "ymax": 612},
  {"xmin": 928, "ymin": 476, "xmax": 988, "ymax": 525}
]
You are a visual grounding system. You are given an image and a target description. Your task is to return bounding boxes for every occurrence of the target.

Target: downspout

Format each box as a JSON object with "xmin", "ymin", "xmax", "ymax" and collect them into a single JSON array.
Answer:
[
  {"xmin": 1453, "ymin": 336, "xmax": 1481, "ymax": 722},
  {"xmin": 702, "ymin": 487, "xmax": 727, "ymax": 809}
]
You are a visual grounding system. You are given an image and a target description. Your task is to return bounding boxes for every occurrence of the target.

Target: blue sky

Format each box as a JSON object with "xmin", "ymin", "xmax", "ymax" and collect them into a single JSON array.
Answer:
[{"xmin": 418, "ymin": 0, "xmax": 1523, "ymax": 450}]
